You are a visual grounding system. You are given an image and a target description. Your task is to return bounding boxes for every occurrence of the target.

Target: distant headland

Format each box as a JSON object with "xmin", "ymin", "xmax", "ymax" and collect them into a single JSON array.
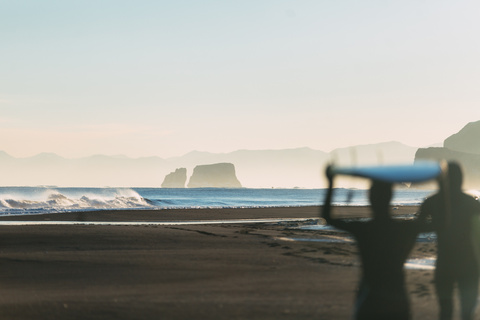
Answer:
[{"xmin": 415, "ymin": 120, "xmax": 480, "ymax": 189}]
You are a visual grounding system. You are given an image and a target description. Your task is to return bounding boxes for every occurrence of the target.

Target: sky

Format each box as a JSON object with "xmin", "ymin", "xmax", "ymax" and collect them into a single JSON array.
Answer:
[{"xmin": 1, "ymin": 0, "xmax": 480, "ymax": 159}]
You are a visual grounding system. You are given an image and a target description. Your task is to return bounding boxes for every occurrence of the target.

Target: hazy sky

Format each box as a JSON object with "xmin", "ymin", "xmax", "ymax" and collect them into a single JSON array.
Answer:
[{"xmin": 2, "ymin": 0, "xmax": 480, "ymax": 159}]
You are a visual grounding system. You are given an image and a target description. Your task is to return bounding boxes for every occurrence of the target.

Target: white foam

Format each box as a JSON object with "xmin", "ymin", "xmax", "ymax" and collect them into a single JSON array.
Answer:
[{"xmin": 0, "ymin": 188, "xmax": 151, "ymax": 214}]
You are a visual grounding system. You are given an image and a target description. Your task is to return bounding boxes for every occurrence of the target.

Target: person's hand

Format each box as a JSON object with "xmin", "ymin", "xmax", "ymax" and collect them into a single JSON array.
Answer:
[{"xmin": 325, "ymin": 165, "xmax": 335, "ymax": 183}]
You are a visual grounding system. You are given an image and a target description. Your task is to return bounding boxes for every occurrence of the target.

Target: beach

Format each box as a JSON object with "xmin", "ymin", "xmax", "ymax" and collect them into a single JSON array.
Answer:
[{"xmin": 0, "ymin": 206, "xmax": 458, "ymax": 319}]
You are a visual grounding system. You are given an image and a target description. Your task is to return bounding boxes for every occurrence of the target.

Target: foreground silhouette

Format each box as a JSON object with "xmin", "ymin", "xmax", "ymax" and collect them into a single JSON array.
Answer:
[
  {"xmin": 419, "ymin": 162, "xmax": 480, "ymax": 320},
  {"xmin": 322, "ymin": 167, "xmax": 424, "ymax": 320}
]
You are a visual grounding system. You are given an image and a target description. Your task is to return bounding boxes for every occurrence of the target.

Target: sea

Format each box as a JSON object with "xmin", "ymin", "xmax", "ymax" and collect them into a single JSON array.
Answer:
[{"xmin": 0, "ymin": 186, "xmax": 442, "ymax": 216}]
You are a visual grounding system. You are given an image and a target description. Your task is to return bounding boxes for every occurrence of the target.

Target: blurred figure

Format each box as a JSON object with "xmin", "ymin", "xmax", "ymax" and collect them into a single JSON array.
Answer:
[
  {"xmin": 419, "ymin": 161, "xmax": 480, "ymax": 320},
  {"xmin": 322, "ymin": 166, "xmax": 424, "ymax": 320}
]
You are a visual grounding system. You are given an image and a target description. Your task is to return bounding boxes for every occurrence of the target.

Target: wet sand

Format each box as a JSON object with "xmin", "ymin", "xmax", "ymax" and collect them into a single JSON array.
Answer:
[{"xmin": 0, "ymin": 206, "xmax": 460, "ymax": 319}]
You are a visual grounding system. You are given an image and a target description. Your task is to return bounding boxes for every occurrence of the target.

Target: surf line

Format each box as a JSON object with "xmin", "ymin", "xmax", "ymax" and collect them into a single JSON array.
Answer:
[{"xmin": 0, "ymin": 218, "xmax": 318, "ymax": 226}]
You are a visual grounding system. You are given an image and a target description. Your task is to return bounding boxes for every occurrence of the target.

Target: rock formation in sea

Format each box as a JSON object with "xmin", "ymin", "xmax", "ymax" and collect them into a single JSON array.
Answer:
[
  {"xmin": 415, "ymin": 120, "xmax": 480, "ymax": 189},
  {"xmin": 187, "ymin": 163, "xmax": 242, "ymax": 188},
  {"xmin": 161, "ymin": 168, "xmax": 187, "ymax": 188}
]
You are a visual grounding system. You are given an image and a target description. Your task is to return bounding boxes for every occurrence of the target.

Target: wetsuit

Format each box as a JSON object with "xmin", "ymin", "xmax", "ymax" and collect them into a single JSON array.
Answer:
[
  {"xmin": 328, "ymin": 218, "xmax": 422, "ymax": 320},
  {"xmin": 420, "ymin": 191, "xmax": 480, "ymax": 320}
]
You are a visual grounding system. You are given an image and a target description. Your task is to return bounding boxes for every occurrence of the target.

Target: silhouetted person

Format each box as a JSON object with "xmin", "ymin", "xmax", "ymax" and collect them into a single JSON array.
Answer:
[
  {"xmin": 419, "ymin": 162, "xmax": 480, "ymax": 320},
  {"xmin": 322, "ymin": 167, "xmax": 424, "ymax": 320}
]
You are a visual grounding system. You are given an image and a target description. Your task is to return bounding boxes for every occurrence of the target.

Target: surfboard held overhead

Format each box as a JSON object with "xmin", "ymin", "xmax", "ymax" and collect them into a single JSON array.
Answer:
[{"xmin": 330, "ymin": 161, "xmax": 443, "ymax": 183}]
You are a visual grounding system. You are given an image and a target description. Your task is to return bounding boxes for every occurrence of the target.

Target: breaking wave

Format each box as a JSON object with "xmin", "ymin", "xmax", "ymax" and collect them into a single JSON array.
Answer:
[{"xmin": 0, "ymin": 188, "xmax": 151, "ymax": 215}]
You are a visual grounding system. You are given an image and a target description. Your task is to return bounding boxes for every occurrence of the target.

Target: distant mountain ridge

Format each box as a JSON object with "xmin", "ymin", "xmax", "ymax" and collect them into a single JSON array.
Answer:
[{"xmin": 0, "ymin": 142, "xmax": 419, "ymax": 187}]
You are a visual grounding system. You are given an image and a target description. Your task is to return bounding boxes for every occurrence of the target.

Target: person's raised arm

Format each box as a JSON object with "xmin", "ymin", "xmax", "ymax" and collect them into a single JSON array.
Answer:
[{"xmin": 321, "ymin": 165, "xmax": 335, "ymax": 223}]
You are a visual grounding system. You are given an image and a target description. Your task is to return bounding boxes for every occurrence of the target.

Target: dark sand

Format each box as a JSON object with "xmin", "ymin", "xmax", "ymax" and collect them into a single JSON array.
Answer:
[{"xmin": 0, "ymin": 206, "xmax": 467, "ymax": 319}]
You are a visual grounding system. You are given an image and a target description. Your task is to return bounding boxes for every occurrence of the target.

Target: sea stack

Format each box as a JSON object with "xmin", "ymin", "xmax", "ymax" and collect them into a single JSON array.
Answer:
[
  {"xmin": 161, "ymin": 168, "xmax": 187, "ymax": 188},
  {"xmin": 187, "ymin": 163, "xmax": 242, "ymax": 188}
]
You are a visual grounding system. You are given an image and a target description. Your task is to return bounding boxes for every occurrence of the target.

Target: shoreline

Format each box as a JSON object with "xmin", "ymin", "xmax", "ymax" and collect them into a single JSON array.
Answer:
[
  {"xmin": 0, "ymin": 205, "xmax": 419, "ymax": 221},
  {"xmin": 0, "ymin": 205, "xmax": 450, "ymax": 319}
]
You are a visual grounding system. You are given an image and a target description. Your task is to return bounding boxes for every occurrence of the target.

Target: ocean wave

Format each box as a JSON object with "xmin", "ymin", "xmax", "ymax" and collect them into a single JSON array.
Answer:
[
  {"xmin": 0, "ymin": 187, "xmax": 434, "ymax": 216},
  {"xmin": 0, "ymin": 188, "xmax": 151, "ymax": 215}
]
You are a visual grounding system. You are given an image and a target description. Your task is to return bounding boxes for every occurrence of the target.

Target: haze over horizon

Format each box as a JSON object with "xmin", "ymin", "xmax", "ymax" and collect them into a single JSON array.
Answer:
[
  {"xmin": 2, "ymin": 1, "xmax": 480, "ymax": 160},
  {"xmin": 0, "ymin": 140, "xmax": 437, "ymax": 160}
]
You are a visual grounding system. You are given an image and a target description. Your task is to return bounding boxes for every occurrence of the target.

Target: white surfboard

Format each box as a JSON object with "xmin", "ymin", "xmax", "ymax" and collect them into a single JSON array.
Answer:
[{"xmin": 330, "ymin": 161, "xmax": 443, "ymax": 183}]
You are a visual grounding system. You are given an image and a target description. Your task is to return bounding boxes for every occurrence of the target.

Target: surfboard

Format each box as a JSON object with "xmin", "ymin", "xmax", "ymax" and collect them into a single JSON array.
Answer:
[{"xmin": 330, "ymin": 161, "xmax": 443, "ymax": 183}]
